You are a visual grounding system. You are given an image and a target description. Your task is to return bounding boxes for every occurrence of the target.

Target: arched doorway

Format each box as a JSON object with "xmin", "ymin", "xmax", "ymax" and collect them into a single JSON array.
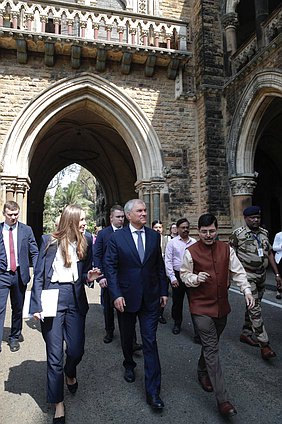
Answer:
[
  {"xmin": 252, "ymin": 97, "xmax": 282, "ymax": 241},
  {"xmin": 0, "ymin": 73, "xmax": 166, "ymax": 239},
  {"xmin": 228, "ymin": 70, "xmax": 282, "ymax": 233}
]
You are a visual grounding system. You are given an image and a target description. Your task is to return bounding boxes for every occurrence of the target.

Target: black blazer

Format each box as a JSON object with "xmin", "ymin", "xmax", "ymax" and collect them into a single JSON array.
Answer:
[{"xmin": 30, "ymin": 234, "xmax": 93, "ymax": 316}]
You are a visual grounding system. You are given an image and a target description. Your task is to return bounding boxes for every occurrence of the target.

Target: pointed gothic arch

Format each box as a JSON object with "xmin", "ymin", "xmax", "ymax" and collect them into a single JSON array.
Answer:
[
  {"xmin": 228, "ymin": 69, "xmax": 282, "ymax": 228},
  {"xmin": 0, "ymin": 73, "xmax": 166, "ymax": 227}
]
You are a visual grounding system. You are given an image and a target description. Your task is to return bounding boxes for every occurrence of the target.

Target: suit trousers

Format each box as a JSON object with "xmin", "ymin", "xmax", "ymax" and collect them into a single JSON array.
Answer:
[
  {"xmin": 193, "ymin": 314, "xmax": 228, "ymax": 404},
  {"xmin": 0, "ymin": 269, "xmax": 26, "ymax": 349},
  {"xmin": 171, "ymin": 270, "xmax": 190, "ymax": 326},
  {"xmin": 102, "ymin": 287, "xmax": 115, "ymax": 333},
  {"xmin": 41, "ymin": 283, "xmax": 86, "ymax": 403},
  {"xmin": 117, "ymin": 304, "xmax": 161, "ymax": 396}
]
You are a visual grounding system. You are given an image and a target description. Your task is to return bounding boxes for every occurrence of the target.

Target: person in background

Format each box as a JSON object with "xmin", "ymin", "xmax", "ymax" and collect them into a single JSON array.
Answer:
[
  {"xmin": 165, "ymin": 218, "xmax": 197, "ymax": 338},
  {"xmin": 272, "ymin": 229, "xmax": 282, "ymax": 299},
  {"xmin": 94, "ymin": 205, "xmax": 125, "ymax": 343},
  {"xmin": 30, "ymin": 204, "xmax": 101, "ymax": 424},
  {"xmin": 0, "ymin": 200, "xmax": 38, "ymax": 353},
  {"xmin": 230, "ymin": 206, "xmax": 281, "ymax": 360},
  {"xmin": 169, "ymin": 222, "xmax": 178, "ymax": 239},
  {"xmin": 152, "ymin": 220, "xmax": 168, "ymax": 324},
  {"xmin": 181, "ymin": 213, "xmax": 254, "ymax": 417}
]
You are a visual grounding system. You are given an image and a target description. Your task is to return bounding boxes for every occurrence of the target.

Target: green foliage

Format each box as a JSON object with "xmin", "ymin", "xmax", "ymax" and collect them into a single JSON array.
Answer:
[{"xmin": 43, "ymin": 165, "xmax": 97, "ymax": 234}]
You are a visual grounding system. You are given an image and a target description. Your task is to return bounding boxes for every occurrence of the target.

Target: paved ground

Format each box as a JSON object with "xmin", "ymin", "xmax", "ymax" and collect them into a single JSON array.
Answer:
[{"xmin": 0, "ymin": 271, "xmax": 281, "ymax": 424}]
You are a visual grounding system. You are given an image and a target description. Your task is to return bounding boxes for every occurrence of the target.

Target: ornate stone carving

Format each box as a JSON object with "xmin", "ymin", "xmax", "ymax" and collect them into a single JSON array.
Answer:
[{"xmin": 229, "ymin": 175, "xmax": 257, "ymax": 196}]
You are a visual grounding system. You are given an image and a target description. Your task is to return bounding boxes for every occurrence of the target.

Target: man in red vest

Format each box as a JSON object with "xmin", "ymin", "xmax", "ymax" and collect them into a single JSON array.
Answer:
[{"xmin": 180, "ymin": 213, "xmax": 254, "ymax": 418}]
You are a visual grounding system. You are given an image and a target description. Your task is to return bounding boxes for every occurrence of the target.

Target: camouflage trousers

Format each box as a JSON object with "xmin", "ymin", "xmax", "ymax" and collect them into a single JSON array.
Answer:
[{"xmin": 241, "ymin": 271, "xmax": 269, "ymax": 345}]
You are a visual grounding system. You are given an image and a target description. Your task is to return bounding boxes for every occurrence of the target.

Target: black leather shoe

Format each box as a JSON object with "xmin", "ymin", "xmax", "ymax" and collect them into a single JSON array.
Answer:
[
  {"xmin": 146, "ymin": 394, "xmax": 164, "ymax": 410},
  {"xmin": 124, "ymin": 368, "xmax": 135, "ymax": 383},
  {"xmin": 133, "ymin": 342, "xmax": 143, "ymax": 352},
  {"xmin": 198, "ymin": 375, "xmax": 213, "ymax": 392},
  {"xmin": 172, "ymin": 325, "xmax": 181, "ymax": 335},
  {"xmin": 8, "ymin": 339, "xmax": 20, "ymax": 352},
  {"xmin": 66, "ymin": 379, "xmax": 78, "ymax": 394},
  {"xmin": 103, "ymin": 331, "xmax": 114, "ymax": 343},
  {"xmin": 158, "ymin": 316, "xmax": 167, "ymax": 324},
  {"xmin": 53, "ymin": 417, "xmax": 65, "ymax": 424}
]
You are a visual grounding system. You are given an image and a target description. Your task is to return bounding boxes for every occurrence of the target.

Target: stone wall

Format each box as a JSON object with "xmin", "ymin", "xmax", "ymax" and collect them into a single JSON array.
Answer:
[{"xmin": 0, "ymin": 52, "xmax": 202, "ymax": 225}]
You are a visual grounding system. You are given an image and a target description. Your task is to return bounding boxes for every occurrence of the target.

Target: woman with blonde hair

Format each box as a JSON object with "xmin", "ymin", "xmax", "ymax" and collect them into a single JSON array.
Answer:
[{"xmin": 30, "ymin": 205, "xmax": 101, "ymax": 423}]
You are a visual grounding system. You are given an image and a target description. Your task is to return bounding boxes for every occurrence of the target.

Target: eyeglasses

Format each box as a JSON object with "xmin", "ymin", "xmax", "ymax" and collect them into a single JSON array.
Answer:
[{"xmin": 199, "ymin": 229, "xmax": 217, "ymax": 235}]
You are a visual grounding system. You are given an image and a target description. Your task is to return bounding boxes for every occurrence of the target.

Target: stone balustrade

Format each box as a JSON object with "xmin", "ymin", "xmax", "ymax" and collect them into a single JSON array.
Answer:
[
  {"xmin": 230, "ymin": 6, "xmax": 281, "ymax": 74},
  {"xmin": 262, "ymin": 6, "xmax": 282, "ymax": 44},
  {"xmin": 0, "ymin": 0, "xmax": 189, "ymax": 51}
]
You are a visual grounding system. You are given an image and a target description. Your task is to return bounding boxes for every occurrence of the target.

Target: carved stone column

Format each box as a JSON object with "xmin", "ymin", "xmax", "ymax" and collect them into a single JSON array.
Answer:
[
  {"xmin": 0, "ymin": 175, "xmax": 30, "ymax": 222},
  {"xmin": 222, "ymin": 13, "xmax": 238, "ymax": 56},
  {"xmin": 229, "ymin": 174, "xmax": 257, "ymax": 229},
  {"xmin": 135, "ymin": 180, "xmax": 151, "ymax": 224},
  {"xmin": 135, "ymin": 179, "xmax": 166, "ymax": 226}
]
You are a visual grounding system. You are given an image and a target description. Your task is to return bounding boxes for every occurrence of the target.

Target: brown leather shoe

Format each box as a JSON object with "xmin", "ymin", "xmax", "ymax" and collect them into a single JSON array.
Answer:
[
  {"xmin": 218, "ymin": 401, "xmax": 237, "ymax": 417},
  {"xmin": 198, "ymin": 375, "xmax": 213, "ymax": 392},
  {"xmin": 261, "ymin": 345, "xmax": 276, "ymax": 360},
  {"xmin": 240, "ymin": 334, "xmax": 259, "ymax": 347}
]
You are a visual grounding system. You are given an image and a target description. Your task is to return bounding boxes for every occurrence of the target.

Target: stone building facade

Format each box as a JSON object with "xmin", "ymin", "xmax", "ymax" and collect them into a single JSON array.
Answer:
[{"xmin": 0, "ymin": 0, "xmax": 281, "ymax": 241}]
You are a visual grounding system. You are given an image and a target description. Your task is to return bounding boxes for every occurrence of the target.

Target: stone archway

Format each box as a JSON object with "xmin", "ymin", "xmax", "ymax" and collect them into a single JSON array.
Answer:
[
  {"xmin": 228, "ymin": 70, "xmax": 282, "ymax": 229},
  {"xmin": 0, "ymin": 73, "xmax": 166, "ymax": 235}
]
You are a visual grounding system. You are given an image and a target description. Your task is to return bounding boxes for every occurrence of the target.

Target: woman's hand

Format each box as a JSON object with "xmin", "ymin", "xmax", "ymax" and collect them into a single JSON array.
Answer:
[
  {"xmin": 33, "ymin": 312, "xmax": 42, "ymax": 321},
  {"xmin": 87, "ymin": 267, "xmax": 102, "ymax": 282}
]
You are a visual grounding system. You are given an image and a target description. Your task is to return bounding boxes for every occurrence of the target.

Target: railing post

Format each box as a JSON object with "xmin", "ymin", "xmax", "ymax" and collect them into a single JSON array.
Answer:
[
  {"xmin": 93, "ymin": 23, "xmax": 99, "ymax": 39},
  {"xmin": 68, "ymin": 19, "xmax": 73, "ymax": 36},
  {"xmin": 12, "ymin": 12, "xmax": 18, "ymax": 29},
  {"xmin": 106, "ymin": 25, "xmax": 112, "ymax": 41},
  {"xmin": 41, "ymin": 16, "xmax": 47, "ymax": 33},
  {"xmin": 54, "ymin": 18, "xmax": 60, "ymax": 34}
]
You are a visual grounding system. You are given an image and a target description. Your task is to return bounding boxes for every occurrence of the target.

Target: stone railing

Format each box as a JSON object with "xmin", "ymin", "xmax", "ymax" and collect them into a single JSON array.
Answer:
[
  {"xmin": 0, "ymin": 0, "xmax": 189, "ymax": 51},
  {"xmin": 230, "ymin": 6, "xmax": 281, "ymax": 74},
  {"xmin": 262, "ymin": 6, "xmax": 282, "ymax": 44},
  {"xmin": 231, "ymin": 34, "xmax": 257, "ymax": 74}
]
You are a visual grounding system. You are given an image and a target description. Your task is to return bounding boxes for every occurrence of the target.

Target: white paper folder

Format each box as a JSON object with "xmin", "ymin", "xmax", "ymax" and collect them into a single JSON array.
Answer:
[{"xmin": 23, "ymin": 289, "xmax": 59, "ymax": 319}]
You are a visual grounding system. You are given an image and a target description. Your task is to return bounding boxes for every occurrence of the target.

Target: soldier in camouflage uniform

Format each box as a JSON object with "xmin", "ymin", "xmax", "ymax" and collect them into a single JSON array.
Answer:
[{"xmin": 229, "ymin": 206, "xmax": 281, "ymax": 360}]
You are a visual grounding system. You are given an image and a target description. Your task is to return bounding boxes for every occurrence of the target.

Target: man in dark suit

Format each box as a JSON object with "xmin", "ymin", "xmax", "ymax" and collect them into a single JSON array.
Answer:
[
  {"xmin": 0, "ymin": 200, "xmax": 38, "ymax": 352},
  {"xmin": 105, "ymin": 199, "xmax": 168, "ymax": 410},
  {"xmin": 93, "ymin": 205, "xmax": 125, "ymax": 343}
]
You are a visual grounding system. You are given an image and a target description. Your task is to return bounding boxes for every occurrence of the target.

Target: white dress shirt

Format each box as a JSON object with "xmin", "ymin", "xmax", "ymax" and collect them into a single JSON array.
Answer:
[
  {"xmin": 2, "ymin": 222, "xmax": 19, "ymax": 270},
  {"xmin": 51, "ymin": 242, "xmax": 79, "ymax": 283},
  {"xmin": 129, "ymin": 224, "xmax": 145, "ymax": 251},
  {"xmin": 273, "ymin": 231, "xmax": 282, "ymax": 264}
]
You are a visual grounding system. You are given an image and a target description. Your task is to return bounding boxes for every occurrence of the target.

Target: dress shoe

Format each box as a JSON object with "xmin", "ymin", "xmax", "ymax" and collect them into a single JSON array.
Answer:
[
  {"xmin": 66, "ymin": 379, "xmax": 78, "ymax": 394},
  {"xmin": 198, "ymin": 375, "xmax": 213, "ymax": 392},
  {"xmin": 133, "ymin": 342, "xmax": 143, "ymax": 352},
  {"xmin": 146, "ymin": 394, "xmax": 164, "ymax": 410},
  {"xmin": 276, "ymin": 292, "xmax": 281, "ymax": 300},
  {"xmin": 158, "ymin": 315, "xmax": 167, "ymax": 324},
  {"xmin": 172, "ymin": 324, "xmax": 181, "ymax": 335},
  {"xmin": 124, "ymin": 368, "xmax": 135, "ymax": 383},
  {"xmin": 19, "ymin": 334, "xmax": 24, "ymax": 342},
  {"xmin": 103, "ymin": 331, "xmax": 114, "ymax": 343},
  {"xmin": 218, "ymin": 401, "xmax": 237, "ymax": 417},
  {"xmin": 8, "ymin": 339, "xmax": 20, "ymax": 352},
  {"xmin": 261, "ymin": 345, "xmax": 276, "ymax": 360},
  {"xmin": 53, "ymin": 417, "xmax": 65, "ymax": 424},
  {"xmin": 240, "ymin": 334, "xmax": 259, "ymax": 347}
]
